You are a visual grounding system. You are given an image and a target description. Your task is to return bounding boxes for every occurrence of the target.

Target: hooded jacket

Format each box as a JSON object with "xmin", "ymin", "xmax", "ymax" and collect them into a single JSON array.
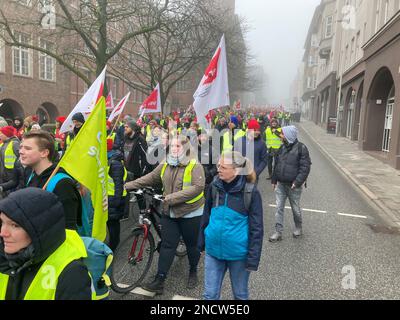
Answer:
[
  {"xmin": 272, "ymin": 139, "xmax": 311, "ymax": 187},
  {"xmin": 198, "ymin": 175, "xmax": 264, "ymax": 271},
  {"xmin": 0, "ymin": 188, "xmax": 91, "ymax": 300}
]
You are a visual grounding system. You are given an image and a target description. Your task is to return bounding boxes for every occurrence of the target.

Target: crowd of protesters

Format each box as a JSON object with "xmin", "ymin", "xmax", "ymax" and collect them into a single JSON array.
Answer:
[{"xmin": 0, "ymin": 105, "xmax": 310, "ymax": 300}]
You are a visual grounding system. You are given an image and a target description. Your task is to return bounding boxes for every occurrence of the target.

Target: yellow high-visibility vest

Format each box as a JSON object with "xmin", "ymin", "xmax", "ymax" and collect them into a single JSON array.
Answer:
[
  {"xmin": 222, "ymin": 130, "xmax": 246, "ymax": 152},
  {"xmin": 160, "ymin": 159, "xmax": 204, "ymax": 205},
  {"xmin": 107, "ymin": 132, "xmax": 116, "ymax": 143},
  {"xmin": 4, "ymin": 141, "xmax": 17, "ymax": 169},
  {"xmin": 265, "ymin": 127, "xmax": 283, "ymax": 149},
  {"xmin": 0, "ymin": 230, "xmax": 91, "ymax": 300},
  {"xmin": 107, "ymin": 164, "xmax": 128, "ymax": 197}
]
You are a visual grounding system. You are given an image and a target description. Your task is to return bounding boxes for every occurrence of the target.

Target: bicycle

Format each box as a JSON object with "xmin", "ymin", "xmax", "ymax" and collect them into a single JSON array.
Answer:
[{"xmin": 110, "ymin": 187, "xmax": 186, "ymax": 294}]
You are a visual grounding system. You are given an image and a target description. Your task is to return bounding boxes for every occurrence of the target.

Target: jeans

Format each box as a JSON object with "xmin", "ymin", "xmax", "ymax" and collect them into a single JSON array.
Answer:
[
  {"xmin": 107, "ymin": 219, "xmax": 121, "ymax": 252},
  {"xmin": 157, "ymin": 215, "xmax": 202, "ymax": 277},
  {"xmin": 204, "ymin": 254, "xmax": 250, "ymax": 300},
  {"xmin": 275, "ymin": 182, "xmax": 303, "ymax": 233}
]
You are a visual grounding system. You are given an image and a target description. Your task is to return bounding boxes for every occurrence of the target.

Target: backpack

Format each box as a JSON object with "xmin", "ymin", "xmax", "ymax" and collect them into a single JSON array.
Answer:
[
  {"xmin": 46, "ymin": 173, "xmax": 113, "ymax": 300},
  {"xmin": 211, "ymin": 182, "xmax": 255, "ymax": 212}
]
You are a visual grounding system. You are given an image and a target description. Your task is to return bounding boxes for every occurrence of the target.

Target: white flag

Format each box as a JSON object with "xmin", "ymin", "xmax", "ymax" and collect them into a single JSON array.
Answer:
[
  {"xmin": 108, "ymin": 92, "xmax": 131, "ymax": 122},
  {"xmin": 193, "ymin": 35, "xmax": 229, "ymax": 129},
  {"xmin": 139, "ymin": 84, "xmax": 162, "ymax": 115},
  {"xmin": 60, "ymin": 66, "xmax": 107, "ymax": 134}
]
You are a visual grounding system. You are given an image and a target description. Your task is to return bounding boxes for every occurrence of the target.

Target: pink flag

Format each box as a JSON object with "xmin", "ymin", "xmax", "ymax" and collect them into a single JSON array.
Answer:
[
  {"xmin": 60, "ymin": 66, "xmax": 107, "ymax": 133},
  {"xmin": 139, "ymin": 84, "xmax": 162, "ymax": 115},
  {"xmin": 108, "ymin": 92, "xmax": 131, "ymax": 122},
  {"xmin": 193, "ymin": 35, "xmax": 229, "ymax": 129}
]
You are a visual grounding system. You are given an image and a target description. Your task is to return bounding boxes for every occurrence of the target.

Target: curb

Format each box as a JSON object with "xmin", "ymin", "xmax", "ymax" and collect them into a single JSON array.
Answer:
[{"xmin": 299, "ymin": 122, "xmax": 400, "ymax": 228}]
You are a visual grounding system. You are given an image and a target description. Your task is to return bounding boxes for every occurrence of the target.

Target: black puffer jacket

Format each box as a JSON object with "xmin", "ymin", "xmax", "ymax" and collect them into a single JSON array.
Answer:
[
  {"xmin": 25, "ymin": 164, "xmax": 82, "ymax": 230},
  {"xmin": 0, "ymin": 188, "xmax": 92, "ymax": 300},
  {"xmin": 272, "ymin": 140, "xmax": 311, "ymax": 187},
  {"xmin": 108, "ymin": 150, "xmax": 126, "ymax": 221}
]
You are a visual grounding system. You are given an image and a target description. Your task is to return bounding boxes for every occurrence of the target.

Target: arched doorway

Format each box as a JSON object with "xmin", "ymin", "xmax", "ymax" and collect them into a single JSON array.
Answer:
[
  {"xmin": 36, "ymin": 102, "xmax": 59, "ymax": 125},
  {"xmin": 345, "ymin": 88, "xmax": 356, "ymax": 139},
  {"xmin": 337, "ymin": 92, "xmax": 344, "ymax": 135},
  {"xmin": 365, "ymin": 67, "xmax": 395, "ymax": 152},
  {"xmin": 353, "ymin": 81, "xmax": 363, "ymax": 141},
  {"xmin": 0, "ymin": 99, "xmax": 25, "ymax": 120},
  {"xmin": 383, "ymin": 85, "xmax": 395, "ymax": 152}
]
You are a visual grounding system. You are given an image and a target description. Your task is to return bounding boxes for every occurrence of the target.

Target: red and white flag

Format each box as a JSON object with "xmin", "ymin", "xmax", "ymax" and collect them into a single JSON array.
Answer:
[
  {"xmin": 235, "ymin": 100, "xmax": 241, "ymax": 110},
  {"xmin": 139, "ymin": 83, "xmax": 162, "ymax": 116},
  {"xmin": 108, "ymin": 92, "xmax": 131, "ymax": 122},
  {"xmin": 193, "ymin": 35, "xmax": 229, "ymax": 129},
  {"xmin": 60, "ymin": 66, "xmax": 106, "ymax": 133},
  {"xmin": 106, "ymin": 91, "xmax": 114, "ymax": 110}
]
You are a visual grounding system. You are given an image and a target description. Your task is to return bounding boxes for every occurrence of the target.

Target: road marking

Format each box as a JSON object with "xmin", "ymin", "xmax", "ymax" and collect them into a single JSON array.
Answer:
[
  {"xmin": 130, "ymin": 287, "xmax": 157, "ymax": 297},
  {"xmin": 337, "ymin": 213, "xmax": 368, "ymax": 219},
  {"xmin": 269, "ymin": 204, "xmax": 327, "ymax": 213},
  {"xmin": 172, "ymin": 295, "xmax": 198, "ymax": 300},
  {"xmin": 303, "ymin": 208, "xmax": 327, "ymax": 213}
]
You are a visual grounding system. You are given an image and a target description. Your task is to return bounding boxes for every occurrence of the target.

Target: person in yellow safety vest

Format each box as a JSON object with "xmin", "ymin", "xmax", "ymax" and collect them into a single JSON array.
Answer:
[
  {"xmin": 125, "ymin": 134, "xmax": 205, "ymax": 295},
  {"xmin": 0, "ymin": 188, "xmax": 93, "ymax": 300},
  {"xmin": 277, "ymin": 111, "xmax": 284, "ymax": 126},
  {"xmin": 222, "ymin": 116, "xmax": 246, "ymax": 153},
  {"xmin": 0, "ymin": 126, "xmax": 20, "ymax": 192},
  {"xmin": 146, "ymin": 120, "xmax": 158, "ymax": 144},
  {"xmin": 64, "ymin": 112, "xmax": 85, "ymax": 153},
  {"xmin": 265, "ymin": 118, "xmax": 283, "ymax": 180},
  {"xmin": 106, "ymin": 139, "xmax": 127, "ymax": 251}
]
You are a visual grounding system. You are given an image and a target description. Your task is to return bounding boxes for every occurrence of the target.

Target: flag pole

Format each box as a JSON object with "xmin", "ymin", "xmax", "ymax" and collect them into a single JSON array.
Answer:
[
  {"xmin": 42, "ymin": 162, "xmax": 61, "ymax": 190},
  {"xmin": 109, "ymin": 111, "xmax": 123, "ymax": 137}
]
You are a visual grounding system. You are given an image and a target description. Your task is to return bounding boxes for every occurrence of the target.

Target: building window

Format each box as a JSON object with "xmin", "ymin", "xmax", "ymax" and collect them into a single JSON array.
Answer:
[
  {"xmin": 39, "ymin": 39, "xmax": 56, "ymax": 81},
  {"xmin": 375, "ymin": 0, "xmax": 381, "ymax": 32},
  {"xmin": 38, "ymin": 0, "xmax": 53, "ymax": 11},
  {"xmin": 176, "ymin": 78, "xmax": 187, "ymax": 93},
  {"xmin": 384, "ymin": 0, "xmax": 389, "ymax": 24},
  {"xmin": 0, "ymin": 40, "xmax": 5, "ymax": 73},
  {"xmin": 355, "ymin": 31, "xmax": 360, "ymax": 61},
  {"xmin": 325, "ymin": 16, "xmax": 333, "ymax": 38},
  {"xmin": 12, "ymin": 32, "xmax": 31, "ymax": 77},
  {"xmin": 311, "ymin": 34, "xmax": 319, "ymax": 47},
  {"xmin": 16, "ymin": 0, "xmax": 32, "ymax": 6}
]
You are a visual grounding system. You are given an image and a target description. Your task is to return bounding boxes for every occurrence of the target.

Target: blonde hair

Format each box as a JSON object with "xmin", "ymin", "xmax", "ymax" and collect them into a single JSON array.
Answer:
[{"xmin": 220, "ymin": 151, "xmax": 255, "ymax": 179}]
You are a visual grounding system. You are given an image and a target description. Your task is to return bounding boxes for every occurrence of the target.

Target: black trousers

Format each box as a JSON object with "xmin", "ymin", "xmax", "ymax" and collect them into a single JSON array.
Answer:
[
  {"xmin": 107, "ymin": 219, "xmax": 121, "ymax": 252},
  {"xmin": 157, "ymin": 215, "xmax": 202, "ymax": 277}
]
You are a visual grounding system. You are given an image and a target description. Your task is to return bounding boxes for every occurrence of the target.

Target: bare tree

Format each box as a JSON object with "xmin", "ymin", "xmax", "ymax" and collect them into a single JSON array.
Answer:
[{"xmin": 0, "ymin": 0, "xmax": 169, "ymax": 83}]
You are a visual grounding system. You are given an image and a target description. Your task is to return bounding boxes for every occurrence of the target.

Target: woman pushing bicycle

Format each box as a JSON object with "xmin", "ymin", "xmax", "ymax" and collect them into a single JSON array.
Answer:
[{"xmin": 125, "ymin": 134, "xmax": 205, "ymax": 295}]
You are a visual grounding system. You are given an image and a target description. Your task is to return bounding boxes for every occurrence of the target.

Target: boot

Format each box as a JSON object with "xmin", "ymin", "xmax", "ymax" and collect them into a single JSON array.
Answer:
[
  {"xmin": 269, "ymin": 232, "xmax": 282, "ymax": 242},
  {"xmin": 293, "ymin": 227, "xmax": 303, "ymax": 238},
  {"xmin": 187, "ymin": 271, "xmax": 198, "ymax": 289},
  {"xmin": 141, "ymin": 274, "xmax": 165, "ymax": 295}
]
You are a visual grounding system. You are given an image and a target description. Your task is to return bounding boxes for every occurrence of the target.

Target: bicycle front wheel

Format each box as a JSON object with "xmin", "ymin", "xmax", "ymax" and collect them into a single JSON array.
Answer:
[{"xmin": 110, "ymin": 228, "xmax": 155, "ymax": 294}]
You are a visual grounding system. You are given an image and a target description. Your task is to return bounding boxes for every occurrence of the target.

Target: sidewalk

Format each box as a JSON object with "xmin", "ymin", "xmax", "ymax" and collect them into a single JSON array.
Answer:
[{"xmin": 299, "ymin": 120, "xmax": 400, "ymax": 228}]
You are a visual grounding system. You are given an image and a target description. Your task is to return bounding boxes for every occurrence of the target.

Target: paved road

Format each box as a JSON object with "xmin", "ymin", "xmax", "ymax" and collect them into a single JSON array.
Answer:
[{"xmin": 111, "ymin": 127, "xmax": 400, "ymax": 300}]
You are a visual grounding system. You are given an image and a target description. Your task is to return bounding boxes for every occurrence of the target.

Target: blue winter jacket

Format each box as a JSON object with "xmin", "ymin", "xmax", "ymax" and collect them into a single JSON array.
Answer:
[{"xmin": 198, "ymin": 175, "xmax": 264, "ymax": 271}]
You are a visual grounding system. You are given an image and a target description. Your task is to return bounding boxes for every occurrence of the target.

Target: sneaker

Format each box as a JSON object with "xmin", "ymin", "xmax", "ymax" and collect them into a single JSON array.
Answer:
[
  {"xmin": 141, "ymin": 274, "xmax": 165, "ymax": 295},
  {"xmin": 293, "ymin": 228, "xmax": 303, "ymax": 238},
  {"xmin": 187, "ymin": 271, "xmax": 198, "ymax": 289},
  {"xmin": 269, "ymin": 232, "xmax": 282, "ymax": 242}
]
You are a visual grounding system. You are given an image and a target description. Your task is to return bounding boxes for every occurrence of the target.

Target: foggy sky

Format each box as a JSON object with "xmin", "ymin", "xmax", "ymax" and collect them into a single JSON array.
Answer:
[{"xmin": 236, "ymin": 0, "xmax": 321, "ymax": 105}]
